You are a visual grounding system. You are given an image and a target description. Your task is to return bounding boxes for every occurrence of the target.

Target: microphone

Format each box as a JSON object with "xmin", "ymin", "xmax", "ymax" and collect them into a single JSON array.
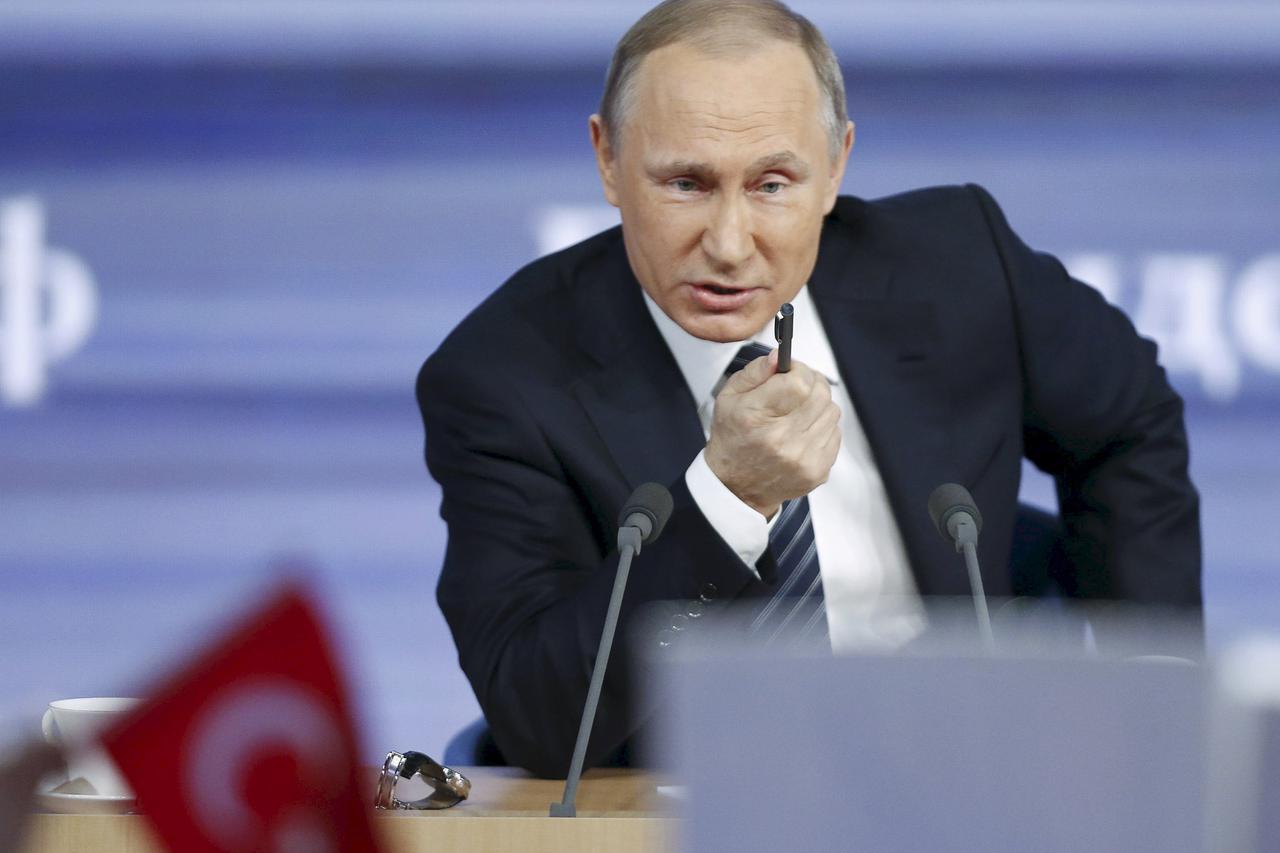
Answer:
[
  {"xmin": 927, "ymin": 483, "xmax": 994, "ymax": 650},
  {"xmin": 551, "ymin": 483, "xmax": 673, "ymax": 818},
  {"xmin": 617, "ymin": 481, "xmax": 673, "ymax": 549}
]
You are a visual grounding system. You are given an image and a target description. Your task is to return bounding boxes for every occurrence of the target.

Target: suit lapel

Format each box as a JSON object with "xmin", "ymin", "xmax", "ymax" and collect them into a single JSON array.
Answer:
[
  {"xmin": 569, "ymin": 233, "xmax": 707, "ymax": 492},
  {"xmin": 809, "ymin": 210, "xmax": 960, "ymax": 595}
]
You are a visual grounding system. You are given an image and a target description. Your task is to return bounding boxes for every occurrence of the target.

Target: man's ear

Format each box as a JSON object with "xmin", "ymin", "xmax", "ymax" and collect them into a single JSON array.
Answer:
[
  {"xmin": 589, "ymin": 114, "xmax": 621, "ymax": 208},
  {"xmin": 824, "ymin": 120, "xmax": 855, "ymax": 213}
]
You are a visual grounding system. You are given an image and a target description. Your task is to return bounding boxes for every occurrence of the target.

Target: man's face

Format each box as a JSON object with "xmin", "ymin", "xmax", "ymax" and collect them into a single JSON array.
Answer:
[{"xmin": 591, "ymin": 39, "xmax": 852, "ymax": 342}]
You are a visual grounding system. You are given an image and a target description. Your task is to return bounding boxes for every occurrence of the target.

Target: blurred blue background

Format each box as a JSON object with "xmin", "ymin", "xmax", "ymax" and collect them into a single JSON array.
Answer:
[{"xmin": 1, "ymin": 0, "xmax": 1278, "ymax": 761}]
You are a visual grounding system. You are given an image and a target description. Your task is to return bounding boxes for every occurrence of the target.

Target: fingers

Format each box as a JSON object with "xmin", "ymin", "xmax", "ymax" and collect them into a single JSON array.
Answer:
[
  {"xmin": 722, "ymin": 358, "xmax": 836, "ymax": 431},
  {"xmin": 792, "ymin": 371, "xmax": 834, "ymax": 428},
  {"xmin": 800, "ymin": 390, "xmax": 842, "ymax": 480},
  {"xmin": 801, "ymin": 394, "xmax": 841, "ymax": 437},
  {"xmin": 705, "ymin": 357, "xmax": 842, "ymax": 511},
  {"xmin": 723, "ymin": 353, "xmax": 824, "ymax": 406},
  {"xmin": 811, "ymin": 423, "xmax": 842, "ymax": 481},
  {"xmin": 721, "ymin": 349, "xmax": 777, "ymax": 394},
  {"xmin": 757, "ymin": 361, "xmax": 823, "ymax": 416}
]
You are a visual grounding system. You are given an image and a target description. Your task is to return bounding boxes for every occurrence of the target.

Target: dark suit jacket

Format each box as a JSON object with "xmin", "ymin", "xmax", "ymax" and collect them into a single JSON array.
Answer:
[{"xmin": 417, "ymin": 184, "xmax": 1201, "ymax": 777}]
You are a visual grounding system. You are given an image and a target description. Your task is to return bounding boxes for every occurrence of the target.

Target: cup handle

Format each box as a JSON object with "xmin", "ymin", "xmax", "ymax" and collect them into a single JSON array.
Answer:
[{"xmin": 41, "ymin": 708, "xmax": 59, "ymax": 744}]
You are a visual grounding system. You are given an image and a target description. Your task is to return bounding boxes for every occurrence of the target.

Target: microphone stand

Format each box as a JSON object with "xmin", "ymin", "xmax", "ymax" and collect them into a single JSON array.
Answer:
[
  {"xmin": 929, "ymin": 484, "xmax": 996, "ymax": 653},
  {"xmin": 954, "ymin": 517, "xmax": 995, "ymax": 651},
  {"xmin": 550, "ymin": 517, "xmax": 650, "ymax": 817}
]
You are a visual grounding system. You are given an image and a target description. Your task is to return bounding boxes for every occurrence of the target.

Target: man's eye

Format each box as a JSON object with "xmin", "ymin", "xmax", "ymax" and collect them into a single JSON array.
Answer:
[
  {"xmin": 759, "ymin": 181, "xmax": 784, "ymax": 194},
  {"xmin": 672, "ymin": 179, "xmax": 699, "ymax": 192}
]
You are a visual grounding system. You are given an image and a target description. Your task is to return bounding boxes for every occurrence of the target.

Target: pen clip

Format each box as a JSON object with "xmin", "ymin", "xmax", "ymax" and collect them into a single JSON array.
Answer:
[{"xmin": 773, "ymin": 302, "xmax": 794, "ymax": 342}]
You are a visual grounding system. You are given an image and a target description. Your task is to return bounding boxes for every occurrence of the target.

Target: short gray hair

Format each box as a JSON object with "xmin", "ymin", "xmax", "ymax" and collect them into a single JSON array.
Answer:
[{"xmin": 600, "ymin": 0, "xmax": 848, "ymax": 160}]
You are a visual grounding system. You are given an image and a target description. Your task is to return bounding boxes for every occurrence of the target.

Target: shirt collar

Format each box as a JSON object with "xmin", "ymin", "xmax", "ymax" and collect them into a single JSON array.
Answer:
[{"xmin": 642, "ymin": 285, "xmax": 841, "ymax": 407}]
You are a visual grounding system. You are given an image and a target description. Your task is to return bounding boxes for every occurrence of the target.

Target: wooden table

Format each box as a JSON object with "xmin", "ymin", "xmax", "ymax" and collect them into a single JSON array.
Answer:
[{"xmin": 22, "ymin": 768, "xmax": 680, "ymax": 853}]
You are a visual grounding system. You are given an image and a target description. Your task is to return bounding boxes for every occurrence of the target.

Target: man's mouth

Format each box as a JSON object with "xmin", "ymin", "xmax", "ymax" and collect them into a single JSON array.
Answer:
[{"xmin": 687, "ymin": 282, "xmax": 760, "ymax": 312}]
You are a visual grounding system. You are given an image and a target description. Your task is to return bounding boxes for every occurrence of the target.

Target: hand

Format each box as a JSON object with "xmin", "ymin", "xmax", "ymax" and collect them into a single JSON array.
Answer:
[{"xmin": 704, "ymin": 350, "xmax": 842, "ymax": 519}]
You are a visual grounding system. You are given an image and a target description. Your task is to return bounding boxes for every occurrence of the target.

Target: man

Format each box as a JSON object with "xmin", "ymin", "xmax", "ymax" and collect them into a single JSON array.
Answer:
[{"xmin": 417, "ymin": 0, "xmax": 1201, "ymax": 777}]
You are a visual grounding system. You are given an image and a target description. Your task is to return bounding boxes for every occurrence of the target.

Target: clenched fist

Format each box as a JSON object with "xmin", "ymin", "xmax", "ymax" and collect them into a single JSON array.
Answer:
[{"xmin": 704, "ymin": 350, "xmax": 842, "ymax": 519}]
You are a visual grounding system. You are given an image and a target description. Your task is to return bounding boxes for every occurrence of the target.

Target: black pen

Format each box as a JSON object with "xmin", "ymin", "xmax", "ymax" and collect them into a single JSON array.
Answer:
[{"xmin": 774, "ymin": 302, "xmax": 794, "ymax": 373}]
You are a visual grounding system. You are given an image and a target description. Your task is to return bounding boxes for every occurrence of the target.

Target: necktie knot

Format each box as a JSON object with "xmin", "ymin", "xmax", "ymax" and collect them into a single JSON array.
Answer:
[{"xmin": 725, "ymin": 342, "xmax": 772, "ymax": 379}]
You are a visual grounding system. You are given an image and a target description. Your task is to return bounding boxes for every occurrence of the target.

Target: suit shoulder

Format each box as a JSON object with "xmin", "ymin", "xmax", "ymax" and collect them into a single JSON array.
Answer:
[
  {"xmin": 827, "ymin": 184, "xmax": 1006, "ymax": 256},
  {"xmin": 831, "ymin": 184, "xmax": 994, "ymax": 231},
  {"xmin": 419, "ymin": 225, "xmax": 623, "ymax": 388}
]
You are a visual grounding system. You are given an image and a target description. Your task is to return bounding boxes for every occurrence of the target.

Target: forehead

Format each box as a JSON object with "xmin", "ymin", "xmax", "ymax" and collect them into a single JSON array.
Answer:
[{"xmin": 624, "ymin": 40, "xmax": 827, "ymax": 163}]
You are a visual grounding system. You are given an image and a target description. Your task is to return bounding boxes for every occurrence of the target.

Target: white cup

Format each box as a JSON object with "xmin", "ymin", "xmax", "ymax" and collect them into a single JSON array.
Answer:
[{"xmin": 41, "ymin": 697, "xmax": 139, "ymax": 797}]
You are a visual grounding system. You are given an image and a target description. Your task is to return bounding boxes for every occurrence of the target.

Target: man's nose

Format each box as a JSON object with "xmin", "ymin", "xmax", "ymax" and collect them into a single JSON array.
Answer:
[{"xmin": 701, "ymin": 193, "xmax": 755, "ymax": 272}]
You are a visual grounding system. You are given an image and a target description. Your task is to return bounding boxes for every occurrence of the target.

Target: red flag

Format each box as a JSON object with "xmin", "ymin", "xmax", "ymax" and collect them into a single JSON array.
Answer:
[{"xmin": 101, "ymin": 583, "xmax": 383, "ymax": 853}]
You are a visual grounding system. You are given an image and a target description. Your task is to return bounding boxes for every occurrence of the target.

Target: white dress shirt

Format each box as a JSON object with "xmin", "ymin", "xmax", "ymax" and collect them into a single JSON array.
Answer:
[{"xmin": 643, "ymin": 286, "xmax": 926, "ymax": 651}]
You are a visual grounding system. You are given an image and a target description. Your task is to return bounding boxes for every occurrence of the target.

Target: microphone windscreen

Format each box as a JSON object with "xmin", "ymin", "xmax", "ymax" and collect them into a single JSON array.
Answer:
[
  {"xmin": 927, "ymin": 482, "xmax": 983, "ymax": 539},
  {"xmin": 618, "ymin": 482, "xmax": 674, "ymax": 544}
]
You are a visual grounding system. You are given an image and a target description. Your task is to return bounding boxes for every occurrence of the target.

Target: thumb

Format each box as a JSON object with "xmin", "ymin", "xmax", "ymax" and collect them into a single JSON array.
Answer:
[{"xmin": 722, "ymin": 348, "xmax": 777, "ymax": 395}]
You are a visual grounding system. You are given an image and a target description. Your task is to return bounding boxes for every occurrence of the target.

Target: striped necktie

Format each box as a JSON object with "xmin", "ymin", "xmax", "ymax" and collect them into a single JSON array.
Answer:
[{"xmin": 720, "ymin": 342, "xmax": 827, "ymax": 643}]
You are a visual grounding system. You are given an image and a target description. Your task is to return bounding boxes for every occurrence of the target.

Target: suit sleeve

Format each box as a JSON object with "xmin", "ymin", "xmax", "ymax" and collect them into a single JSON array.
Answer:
[
  {"xmin": 967, "ymin": 184, "xmax": 1202, "ymax": 608},
  {"xmin": 417, "ymin": 353, "xmax": 758, "ymax": 777}
]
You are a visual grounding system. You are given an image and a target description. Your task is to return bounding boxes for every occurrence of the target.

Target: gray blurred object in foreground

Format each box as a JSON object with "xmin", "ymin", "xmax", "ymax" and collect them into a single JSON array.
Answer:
[
  {"xmin": 1205, "ymin": 639, "xmax": 1280, "ymax": 853},
  {"xmin": 652, "ymin": 601, "xmax": 1206, "ymax": 853}
]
